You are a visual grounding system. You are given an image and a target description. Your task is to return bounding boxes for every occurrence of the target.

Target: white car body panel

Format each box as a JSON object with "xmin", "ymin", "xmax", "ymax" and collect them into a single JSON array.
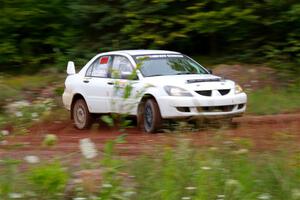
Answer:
[{"xmin": 62, "ymin": 50, "xmax": 247, "ymax": 119}]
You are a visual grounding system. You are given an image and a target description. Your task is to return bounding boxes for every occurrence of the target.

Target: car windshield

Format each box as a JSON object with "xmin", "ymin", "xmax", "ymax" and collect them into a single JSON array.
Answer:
[{"xmin": 134, "ymin": 54, "xmax": 209, "ymax": 77}]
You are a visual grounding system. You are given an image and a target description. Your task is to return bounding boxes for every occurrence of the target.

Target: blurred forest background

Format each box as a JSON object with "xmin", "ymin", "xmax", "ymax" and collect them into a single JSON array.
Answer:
[{"xmin": 1, "ymin": 0, "xmax": 300, "ymax": 75}]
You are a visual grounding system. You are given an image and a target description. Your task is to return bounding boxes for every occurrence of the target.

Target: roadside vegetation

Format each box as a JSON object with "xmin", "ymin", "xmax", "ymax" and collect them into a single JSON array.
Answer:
[
  {"xmin": 1, "ymin": 134, "xmax": 300, "ymax": 200},
  {"xmin": 248, "ymin": 88, "xmax": 300, "ymax": 115}
]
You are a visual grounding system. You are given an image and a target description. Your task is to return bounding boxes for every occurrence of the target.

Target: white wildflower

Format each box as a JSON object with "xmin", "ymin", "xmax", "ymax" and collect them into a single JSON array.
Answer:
[
  {"xmin": 209, "ymin": 147, "xmax": 218, "ymax": 151},
  {"xmin": 225, "ymin": 179, "xmax": 240, "ymax": 187},
  {"xmin": 24, "ymin": 155, "xmax": 40, "ymax": 164},
  {"xmin": 15, "ymin": 111, "xmax": 23, "ymax": 117},
  {"xmin": 73, "ymin": 197, "xmax": 87, "ymax": 200},
  {"xmin": 8, "ymin": 193, "xmax": 23, "ymax": 199},
  {"xmin": 217, "ymin": 194, "xmax": 225, "ymax": 198},
  {"xmin": 5, "ymin": 100, "xmax": 30, "ymax": 113},
  {"xmin": 201, "ymin": 166, "xmax": 211, "ymax": 170},
  {"xmin": 181, "ymin": 197, "xmax": 191, "ymax": 200},
  {"xmin": 233, "ymin": 148, "xmax": 249, "ymax": 155},
  {"xmin": 292, "ymin": 189, "xmax": 300, "ymax": 199},
  {"xmin": 223, "ymin": 140, "xmax": 233, "ymax": 145},
  {"xmin": 257, "ymin": 193, "xmax": 271, "ymax": 200},
  {"xmin": 123, "ymin": 191, "xmax": 136, "ymax": 197},
  {"xmin": 185, "ymin": 186, "xmax": 197, "ymax": 190},
  {"xmin": 1, "ymin": 130, "xmax": 9, "ymax": 136},
  {"xmin": 31, "ymin": 112, "xmax": 38, "ymax": 118},
  {"xmin": 79, "ymin": 138, "xmax": 98, "ymax": 159},
  {"xmin": 102, "ymin": 183, "xmax": 112, "ymax": 188}
]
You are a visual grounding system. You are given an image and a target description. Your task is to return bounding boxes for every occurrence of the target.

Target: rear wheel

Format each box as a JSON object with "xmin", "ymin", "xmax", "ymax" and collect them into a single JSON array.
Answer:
[
  {"xmin": 143, "ymin": 99, "xmax": 162, "ymax": 133},
  {"xmin": 73, "ymin": 99, "xmax": 93, "ymax": 129}
]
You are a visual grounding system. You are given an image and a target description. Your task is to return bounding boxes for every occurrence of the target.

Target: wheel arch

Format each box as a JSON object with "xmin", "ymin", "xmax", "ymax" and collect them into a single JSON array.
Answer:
[
  {"xmin": 138, "ymin": 93, "xmax": 159, "ymax": 110},
  {"xmin": 137, "ymin": 93, "xmax": 161, "ymax": 127},
  {"xmin": 70, "ymin": 93, "xmax": 88, "ymax": 119}
]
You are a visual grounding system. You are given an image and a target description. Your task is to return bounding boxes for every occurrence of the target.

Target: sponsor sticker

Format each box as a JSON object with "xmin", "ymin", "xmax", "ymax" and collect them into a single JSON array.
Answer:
[{"xmin": 100, "ymin": 56, "xmax": 109, "ymax": 64}]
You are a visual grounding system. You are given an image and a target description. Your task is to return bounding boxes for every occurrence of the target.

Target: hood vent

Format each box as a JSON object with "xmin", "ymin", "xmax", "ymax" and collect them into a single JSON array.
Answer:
[{"xmin": 187, "ymin": 78, "xmax": 221, "ymax": 84}]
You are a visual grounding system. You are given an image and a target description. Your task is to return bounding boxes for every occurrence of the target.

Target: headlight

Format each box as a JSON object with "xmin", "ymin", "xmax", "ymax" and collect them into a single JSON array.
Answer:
[
  {"xmin": 164, "ymin": 86, "xmax": 193, "ymax": 97},
  {"xmin": 235, "ymin": 84, "xmax": 243, "ymax": 94}
]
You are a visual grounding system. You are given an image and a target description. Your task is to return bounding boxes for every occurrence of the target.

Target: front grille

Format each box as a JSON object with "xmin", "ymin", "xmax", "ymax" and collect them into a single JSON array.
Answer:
[
  {"xmin": 218, "ymin": 89, "xmax": 230, "ymax": 96},
  {"xmin": 196, "ymin": 90, "xmax": 212, "ymax": 96},
  {"xmin": 197, "ymin": 105, "xmax": 235, "ymax": 112}
]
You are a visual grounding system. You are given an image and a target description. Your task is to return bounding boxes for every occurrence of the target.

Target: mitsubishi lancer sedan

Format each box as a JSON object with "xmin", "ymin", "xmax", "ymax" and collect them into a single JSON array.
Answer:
[{"xmin": 62, "ymin": 50, "xmax": 247, "ymax": 133}]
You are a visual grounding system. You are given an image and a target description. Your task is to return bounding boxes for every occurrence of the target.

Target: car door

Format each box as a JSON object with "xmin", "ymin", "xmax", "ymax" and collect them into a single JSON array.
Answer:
[
  {"xmin": 81, "ymin": 55, "xmax": 114, "ymax": 113},
  {"xmin": 110, "ymin": 55, "xmax": 138, "ymax": 114}
]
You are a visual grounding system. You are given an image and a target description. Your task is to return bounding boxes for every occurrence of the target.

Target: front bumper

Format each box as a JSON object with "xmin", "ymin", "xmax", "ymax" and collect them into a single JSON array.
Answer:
[{"xmin": 157, "ymin": 93, "xmax": 247, "ymax": 119}]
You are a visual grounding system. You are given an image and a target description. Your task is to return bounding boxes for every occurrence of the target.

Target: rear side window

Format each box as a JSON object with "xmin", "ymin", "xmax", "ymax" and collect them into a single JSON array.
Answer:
[
  {"xmin": 111, "ymin": 56, "xmax": 133, "ymax": 79},
  {"xmin": 86, "ymin": 56, "xmax": 112, "ymax": 77}
]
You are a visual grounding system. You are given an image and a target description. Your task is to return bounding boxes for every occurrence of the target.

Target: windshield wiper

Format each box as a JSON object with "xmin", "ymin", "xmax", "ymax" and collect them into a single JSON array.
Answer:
[
  {"xmin": 175, "ymin": 72, "xmax": 193, "ymax": 75},
  {"xmin": 146, "ymin": 74, "xmax": 164, "ymax": 77}
]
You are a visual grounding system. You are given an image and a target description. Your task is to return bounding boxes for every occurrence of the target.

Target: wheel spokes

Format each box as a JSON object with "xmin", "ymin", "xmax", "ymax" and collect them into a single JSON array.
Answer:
[{"xmin": 144, "ymin": 105, "xmax": 153, "ymax": 128}]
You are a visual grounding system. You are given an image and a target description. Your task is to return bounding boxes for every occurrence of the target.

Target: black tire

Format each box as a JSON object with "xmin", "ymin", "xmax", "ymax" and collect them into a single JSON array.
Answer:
[
  {"xmin": 73, "ymin": 99, "xmax": 93, "ymax": 129},
  {"xmin": 143, "ymin": 99, "xmax": 162, "ymax": 133}
]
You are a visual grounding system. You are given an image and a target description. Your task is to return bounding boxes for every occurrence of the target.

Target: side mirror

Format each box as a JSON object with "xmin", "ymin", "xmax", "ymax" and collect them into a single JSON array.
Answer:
[
  {"xmin": 208, "ymin": 69, "xmax": 213, "ymax": 74},
  {"xmin": 67, "ymin": 61, "xmax": 76, "ymax": 75},
  {"xmin": 121, "ymin": 71, "xmax": 138, "ymax": 80}
]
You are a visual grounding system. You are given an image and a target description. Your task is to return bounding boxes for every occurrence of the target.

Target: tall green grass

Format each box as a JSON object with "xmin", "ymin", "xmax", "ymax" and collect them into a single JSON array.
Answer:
[
  {"xmin": 247, "ymin": 88, "xmax": 300, "ymax": 115},
  {"xmin": 129, "ymin": 138, "xmax": 300, "ymax": 200},
  {"xmin": 1, "ymin": 136, "xmax": 300, "ymax": 200}
]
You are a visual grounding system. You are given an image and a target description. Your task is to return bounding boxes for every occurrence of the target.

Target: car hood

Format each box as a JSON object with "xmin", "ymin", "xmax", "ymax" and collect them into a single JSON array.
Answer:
[{"xmin": 142, "ymin": 74, "xmax": 235, "ymax": 90}]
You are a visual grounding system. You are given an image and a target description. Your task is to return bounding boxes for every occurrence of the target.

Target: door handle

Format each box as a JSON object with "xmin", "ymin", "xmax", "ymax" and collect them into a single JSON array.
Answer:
[
  {"xmin": 107, "ymin": 81, "xmax": 114, "ymax": 85},
  {"xmin": 83, "ymin": 80, "xmax": 89, "ymax": 83}
]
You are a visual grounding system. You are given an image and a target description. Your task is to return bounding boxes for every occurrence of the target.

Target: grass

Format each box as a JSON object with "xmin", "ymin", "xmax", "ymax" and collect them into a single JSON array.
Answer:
[
  {"xmin": 4, "ymin": 74, "xmax": 60, "ymax": 91},
  {"xmin": 0, "ymin": 73, "xmax": 63, "ymax": 109},
  {"xmin": 128, "ymin": 135, "xmax": 300, "ymax": 200},
  {"xmin": 0, "ymin": 135, "xmax": 300, "ymax": 200},
  {"xmin": 247, "ymin": 87, "xmax": 300, "ymax": 115}
]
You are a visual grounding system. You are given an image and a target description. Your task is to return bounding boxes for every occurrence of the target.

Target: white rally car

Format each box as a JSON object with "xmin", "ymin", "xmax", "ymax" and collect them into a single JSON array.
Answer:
[{"xmin": 63, "ymin": 50, "xmax": 247, "ymax": 132}]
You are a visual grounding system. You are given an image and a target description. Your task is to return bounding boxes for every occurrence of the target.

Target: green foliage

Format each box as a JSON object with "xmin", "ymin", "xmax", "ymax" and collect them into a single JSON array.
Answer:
[
  {"xmin": 0, "ymin": 137, "xmax": 300, "ymax": 199},
  {"xmin": 27, "ymin": 162, "xmax": 69, "ymax": 198},
  {"xmin": 4, "ymin": 75, "xmax": 58, "ymax": 90},
  {"xmin": 129, "ymin": 140, "xmax": 300, "ymax": 200},
  {"xmin": 42, "ymin": 134, "xmax": 58, "ymax": 147},
  {"xmin": 0, "ymin": 159, "xmax": 21, "ymax": 199},
  {"xmin": 247, "ymin": 88, "xmax": 300, "ymax": 115},
  {"xmin": 1, "ymin": 0, "xmax": 300, "ymax": 73},
  {"xmin": 0, "ymin": 84, "xmax": 19, "ymax": 108},
  {"xmin": 98, "ymin": 135, "xmax": 129, "ymax": 199}
]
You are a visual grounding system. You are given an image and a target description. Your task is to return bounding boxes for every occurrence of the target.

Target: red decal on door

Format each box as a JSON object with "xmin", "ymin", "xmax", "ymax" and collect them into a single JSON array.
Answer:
[{"xmin": 100, "ymin": 57, "xmax": 109, "ymax": 64}]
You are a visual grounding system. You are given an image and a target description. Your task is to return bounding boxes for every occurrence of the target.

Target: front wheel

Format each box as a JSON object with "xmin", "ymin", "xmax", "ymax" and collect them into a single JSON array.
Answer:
[
  {"xmin": 73, "ymin": 99, "xmax": 93, "ymax": 129},
  {"xmin": 143, "ymin": 99, "xmax": 162, "ymax": 133}
]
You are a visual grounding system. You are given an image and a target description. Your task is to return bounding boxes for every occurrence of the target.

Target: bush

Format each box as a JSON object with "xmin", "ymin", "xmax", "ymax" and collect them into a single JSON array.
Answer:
[{"xmin": 27, "ymin": 163, "xmax": 69, "ymax": 199}]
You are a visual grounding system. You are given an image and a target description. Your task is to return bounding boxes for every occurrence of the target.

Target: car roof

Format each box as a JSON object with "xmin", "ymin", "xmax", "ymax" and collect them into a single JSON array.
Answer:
[{"xmin": 102, "ymin": 49, "xmax": 181, "ymax": 56}]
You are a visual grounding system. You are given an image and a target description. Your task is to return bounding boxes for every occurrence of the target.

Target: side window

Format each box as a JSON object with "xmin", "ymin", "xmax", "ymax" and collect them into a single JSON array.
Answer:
[
  {"xmin": 111, "ymin": 56, "xmax": 133, "ymax": 79},
  {"xmin": 86, "ymin": 63, "xmax": 94, "ymax": 77},
  {"xmin": 86, "ymin": 56, "xmax": 112, "ymax": 77}
]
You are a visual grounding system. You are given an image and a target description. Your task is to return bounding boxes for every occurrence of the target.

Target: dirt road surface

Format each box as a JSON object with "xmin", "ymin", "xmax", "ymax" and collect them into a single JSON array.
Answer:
[{"xmin": 1, "ymin": 113, "xmax": 300, "ymax": 164}]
